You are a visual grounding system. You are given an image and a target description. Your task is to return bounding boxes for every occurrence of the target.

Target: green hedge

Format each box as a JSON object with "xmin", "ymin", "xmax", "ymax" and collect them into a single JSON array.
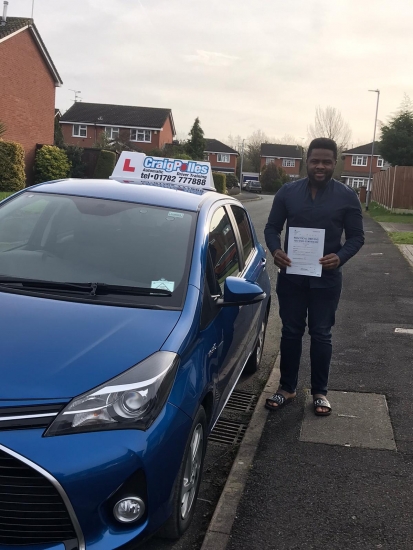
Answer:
[
  {"xmin": 0, "ymin": 140, "xmax": 26, "ymax": 192},
  {"xmin": 93, "ymin": 150, "xmax": 117, "ymax": 179},
  {"xmin": 225, "ymin": 173, "xmax": 239, "ymax": 189},
  {"xmin": 213, "ymin": 172, "xmax": 227, "ymax": 194},
  {"xmin": 34, "ymin": 145, "xmax": 71, "ymax": 184}
]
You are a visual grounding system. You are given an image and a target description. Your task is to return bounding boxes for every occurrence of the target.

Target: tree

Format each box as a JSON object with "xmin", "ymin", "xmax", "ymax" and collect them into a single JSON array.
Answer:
[
  {"xmin": 186, "ymin": 117, "xmax": 205, "ymax": 160},
  {"xmin": 379, "ymin": 98, "xmax": 413, "ymax": 166},
  {"xmin": 54, "ymin": 117, "xmax": 64, "ymax": 148},
  {"xmin": 308, "ymin": 106, "xmax": 352, "ymax": 151},
  {"xmin": 260, "ymin": 163, "xmax": 289, "ymax": 193},
  {"xmin": 245, "ymin": 130, "xmax": 271, "ymax": 173}
]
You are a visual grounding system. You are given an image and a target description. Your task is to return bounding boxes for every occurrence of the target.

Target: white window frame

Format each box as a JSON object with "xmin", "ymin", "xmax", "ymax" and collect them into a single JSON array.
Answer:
[
  {"xmin": 377, "ymin": 157, "xmax": 384, "ymax": 168},
  {"xmin": 73, "ymin": 124, "xmax": 87, "ymax": 138},
  {"xmin": 217, "ymin": 153, "xmax": 230, "ymax": 163},
  {"xmin": 351, "ymin": 178, "xmax": 367, "ymax": 188},
  {"xmin": 351, "ymin": 155, "xmax": 368, "ymax": 166},
  {"xmin": 282, "ymin": 159, "xmax": 296, "ymax": 168},
  {"xmin": 105, "ymin": 127, "xmax": 120, "ymax": 140},
  {"xmin": 130, "ymin": 129, "xmax": 152, "ymax": 143},
  {"xmin": 203, "ymin": 153, "xmax": 209, "ymax": 161},
  {"xmin": 265, "ymin": 157, "xmax": 275, "ymax": 165}
]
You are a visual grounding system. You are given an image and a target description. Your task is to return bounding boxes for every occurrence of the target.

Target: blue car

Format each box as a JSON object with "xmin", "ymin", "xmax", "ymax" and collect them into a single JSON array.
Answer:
[{"xmin": 0, "ymin": 178, "xmax": 270, "ymax": 549}]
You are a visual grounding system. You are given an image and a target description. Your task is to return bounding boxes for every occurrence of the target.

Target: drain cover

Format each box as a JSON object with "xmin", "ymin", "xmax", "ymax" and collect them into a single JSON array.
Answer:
[
  {"xmin": 225, "ymin": 390, "xmax": 258, "ymax": 413},
  {"xmin": 209, "ymin": 419, "xmax": 247, "ymax": 445}
]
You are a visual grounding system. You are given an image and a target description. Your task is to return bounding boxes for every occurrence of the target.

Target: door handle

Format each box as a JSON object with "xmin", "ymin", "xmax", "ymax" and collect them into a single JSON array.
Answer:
[{"xmin": 261, "ymin": 258, "xmax": 267, "ymax": 266}]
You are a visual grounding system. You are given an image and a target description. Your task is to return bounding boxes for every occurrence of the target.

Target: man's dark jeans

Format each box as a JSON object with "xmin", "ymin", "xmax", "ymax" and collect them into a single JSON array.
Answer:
[{"xmin": 276, "ymin": 274, "xmax": 342, "ymax": 396}]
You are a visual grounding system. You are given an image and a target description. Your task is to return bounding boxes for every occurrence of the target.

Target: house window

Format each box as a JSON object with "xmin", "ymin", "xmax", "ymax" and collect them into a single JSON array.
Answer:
[
  {"xmin": 282, "ymin": 159, "xmax": 296, "ymax": 168},
  {"xmin": 204, "ymin": 153, "xmax": 209, "ymax": 161},
  {"xmin": 265, "ymin": 157, "xmax": 275, "ymax": 165},
  {"xmin": 351, "ymin": 155, "xmax": 368, "ymax": 166},
  {"xmin": 377, "ymin": 157, "xmax": 384, "ymax": 168},
  {"xmin": 217, "ymin": 154, "xmax": 230, "ymax": 163},
  {"xmin": 351, "ymin": 178, "xmax": 367, "ymax": 188},
  {"xmin": 105, "ymin": 127, "xmax": 119, "ymax": 140},
  {"xmin": 73, "ymin": 125, "xmax": 87, "ymax": 138},
  {"xmin": 130, "ymin": 129, "xmax": 151, "ymax": 142}
]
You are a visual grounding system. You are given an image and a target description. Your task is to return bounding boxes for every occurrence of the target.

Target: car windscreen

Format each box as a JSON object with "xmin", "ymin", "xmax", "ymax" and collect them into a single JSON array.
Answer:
[{"xmin": 0, "ymin": 192, "xmax": 196, "ymax": 308}]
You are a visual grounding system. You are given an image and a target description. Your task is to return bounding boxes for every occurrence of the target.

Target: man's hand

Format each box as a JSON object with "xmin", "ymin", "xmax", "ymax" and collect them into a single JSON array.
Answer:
[
  {"xmin": 319, "ymin": 253, "xmax": 341, "ymax": 270},
  {"xmin": 272, "ymin": 249, "xmax": 291, "ymax": 269}
]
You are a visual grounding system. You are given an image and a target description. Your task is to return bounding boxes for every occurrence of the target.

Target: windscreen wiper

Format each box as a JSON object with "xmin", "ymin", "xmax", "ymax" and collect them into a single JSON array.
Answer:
[{"xmin": 0, "ymin": 277, "xmax": 172, "ymax": 297}]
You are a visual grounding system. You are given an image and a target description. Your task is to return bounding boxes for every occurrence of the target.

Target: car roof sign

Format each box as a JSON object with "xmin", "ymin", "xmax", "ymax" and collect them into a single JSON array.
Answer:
[{"xmin": 111, "ymin": 152, "xmax": 216, "ymax": 194}]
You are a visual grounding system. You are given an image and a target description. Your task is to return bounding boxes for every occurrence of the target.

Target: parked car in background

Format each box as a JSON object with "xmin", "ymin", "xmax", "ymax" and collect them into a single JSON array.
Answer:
[
  {"xmin": 0, "ymin": 176, "xmax": 271, "ymax": 549},
  {"xmin": 245, "ymin": 180, "xmax": 262, "ymax": 193}
]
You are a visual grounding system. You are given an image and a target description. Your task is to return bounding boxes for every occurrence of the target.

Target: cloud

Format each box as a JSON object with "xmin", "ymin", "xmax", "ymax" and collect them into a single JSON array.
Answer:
[{"xmin": 184, "ymin": 50, "xmax": 239, "ymax": 68}]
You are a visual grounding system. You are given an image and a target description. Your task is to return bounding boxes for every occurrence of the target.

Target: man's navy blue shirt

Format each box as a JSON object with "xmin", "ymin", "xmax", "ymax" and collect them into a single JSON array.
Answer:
[{"xmin": 264, "ymin": 177, "xmax": 365, "ymax": 287}]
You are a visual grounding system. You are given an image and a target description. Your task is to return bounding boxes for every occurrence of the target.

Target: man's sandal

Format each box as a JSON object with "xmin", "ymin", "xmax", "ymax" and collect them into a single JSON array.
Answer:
[
  {"xmin": 265, "ymin": 392, "xmax": 294, "ymax": 411},
  {"xmin": 313, "ymin": 397, "xmax": 332, "ymax": 416}
]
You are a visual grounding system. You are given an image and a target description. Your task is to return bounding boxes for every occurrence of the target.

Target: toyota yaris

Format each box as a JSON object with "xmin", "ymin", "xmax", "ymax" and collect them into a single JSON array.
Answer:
[{"xmin": 0, "ymin": 177, "xmax": 270, "ymax": 549}]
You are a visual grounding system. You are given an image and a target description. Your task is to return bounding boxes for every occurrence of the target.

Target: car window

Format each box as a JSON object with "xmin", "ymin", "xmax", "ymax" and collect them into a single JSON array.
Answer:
[
  {"xmin": 208, "ymin": 206, "xmax": 239, "ymax": 292},
  {"xmin": 230, "ymin": 205, "xmax": 254, "ymax": 262},
  {"xmin": 0, "ymin": 192, "xmax": 196, "ymax": 308}
]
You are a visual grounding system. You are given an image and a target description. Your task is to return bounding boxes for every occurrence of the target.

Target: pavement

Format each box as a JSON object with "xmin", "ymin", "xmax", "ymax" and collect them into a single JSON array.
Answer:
[{"xmin": 202, "ymin": 213, "xmax": 413, "ymax": 550}]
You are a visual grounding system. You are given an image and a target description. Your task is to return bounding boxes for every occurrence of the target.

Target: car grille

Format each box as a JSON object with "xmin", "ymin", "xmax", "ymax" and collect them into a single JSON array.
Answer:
[
  {"xmin": 0, "ymin": 449, "xmax": 77, "ymax": 545},
  {"xmin": 0, "ymin": 404, "xmax": 64, "ymax": 430}
]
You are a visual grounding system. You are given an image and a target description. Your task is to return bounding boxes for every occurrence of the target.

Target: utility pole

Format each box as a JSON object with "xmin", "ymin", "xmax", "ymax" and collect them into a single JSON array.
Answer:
[
  {"xmin": 366, "ymin": 89, "xmax": 380, "ymax": 211},
  {"xmin": 31, "ymin": 0, "xmax": 35, "ymax": 19},
  {"xmin": 239, "ymin": 139, "xmax": 245, "ymax": 187}
]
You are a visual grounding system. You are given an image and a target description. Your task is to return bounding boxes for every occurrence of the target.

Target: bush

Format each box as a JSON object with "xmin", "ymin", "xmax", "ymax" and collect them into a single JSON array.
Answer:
[
  {"xmin": 93, "ymin": 150, "xmax": 117, "ymax": 179},
  {"xmin": 213, "ymin": 172, "xmax": 227, "ymax": 194},
  {"xmin": 34, "ymin": 145, "xmax": 71, "ymax": 184},
  {"xmin": 225, "ymin": 173, "xmax": 239, "ymax": 189},
  {"xmin": 0, "ymin": 140, "xmax": 26, "ymax": 191},
  {"xmin": 65, "ymin": 145, "xmax": 86, "ymax": 178},
  {"xmin": 260, "ymin": 163, "xmax": 285, "ymax": 193}
]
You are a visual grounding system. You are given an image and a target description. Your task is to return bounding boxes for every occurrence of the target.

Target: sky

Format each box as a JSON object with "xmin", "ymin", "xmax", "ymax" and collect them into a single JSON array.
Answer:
[{"xmin": 9, "ymin": 0, "xmax": 413, "ymax": 146}]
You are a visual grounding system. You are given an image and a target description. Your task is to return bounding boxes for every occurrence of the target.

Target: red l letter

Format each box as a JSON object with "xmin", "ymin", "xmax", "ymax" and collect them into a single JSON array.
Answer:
[{"xmin": 123, "ymin": 159, "xmax": 135, "ymax": 172}]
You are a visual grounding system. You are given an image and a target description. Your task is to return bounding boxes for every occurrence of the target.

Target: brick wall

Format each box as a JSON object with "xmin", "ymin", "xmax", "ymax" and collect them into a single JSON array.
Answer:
[
  {"xmin": 206, "ymin": 152, "xmax": 237, "ymax": 173},
  {"xmin": 0, "ymin": 28, "xmax": 56, "ymax": 184},
  {"xmin": 343, "ymin": 155, "xmax": 383, "ymax": 174}
]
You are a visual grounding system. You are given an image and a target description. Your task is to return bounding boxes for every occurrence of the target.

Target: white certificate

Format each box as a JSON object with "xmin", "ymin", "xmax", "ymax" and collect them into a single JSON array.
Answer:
[{"xmin": 286, "ymin": 227, "xmax": 325, "ymax": 277}]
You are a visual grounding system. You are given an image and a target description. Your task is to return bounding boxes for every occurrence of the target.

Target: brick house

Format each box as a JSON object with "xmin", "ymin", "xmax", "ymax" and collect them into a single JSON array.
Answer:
[
  {"xmin": 341, "ymin": 142, "xmax": 388, "ymax": 189},
  {"xmin": 0, "ymin": 11, "xmax": 62, "ymax": 183},
  {"xmin": 60, "ymin": 102, "xmax": 175, "ymax": 152},
  {"xmin": 204, "ymin": 139, "xmax": 239, "ymax": 174},
  {"xmin": 260, "ymin": 144, "xmax": 303, "ymax": 179}
]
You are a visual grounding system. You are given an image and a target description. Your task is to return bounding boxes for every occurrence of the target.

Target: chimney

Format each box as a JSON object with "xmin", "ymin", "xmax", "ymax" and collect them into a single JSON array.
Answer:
[{"xmin": 1, "ymin": 1, "xmax": 8, "ymax": 25}]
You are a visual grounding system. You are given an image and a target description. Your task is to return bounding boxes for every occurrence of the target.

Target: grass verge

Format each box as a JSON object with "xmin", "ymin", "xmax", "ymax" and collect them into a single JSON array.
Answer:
[
  {"xmin": 0, "ymin": 192, "xmax": 14, "ymax": 201},
  {"xmin": 367, "ymin": 202, "xmax": 413, "ymax": 224},
  {"xmin": 389, "ymin": 232, "xmax": 413, "ymax": 245}
]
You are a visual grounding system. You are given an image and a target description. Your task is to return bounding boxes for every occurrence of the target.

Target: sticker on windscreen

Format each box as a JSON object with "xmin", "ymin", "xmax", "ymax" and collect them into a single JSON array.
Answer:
[
  {"xmin": 168, "ymin": 212, "xmax": 184, "ymax": 219},
  {"xmin": 151, "ymin": 279, "xmax": 175, "ymax": 292}
]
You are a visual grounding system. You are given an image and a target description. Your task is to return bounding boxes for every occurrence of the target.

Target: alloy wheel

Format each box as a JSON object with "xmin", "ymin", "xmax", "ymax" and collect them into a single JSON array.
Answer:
[{"xmin": 180, "ymin": 423, "xmax": 204, "ymax": 520}]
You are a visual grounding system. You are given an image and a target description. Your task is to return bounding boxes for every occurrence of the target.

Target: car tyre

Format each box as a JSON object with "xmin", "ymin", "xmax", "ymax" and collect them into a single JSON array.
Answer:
[
  {"xmin": 158, "ymin": 406, "xmax": 207, "ymax": 540},
  {"xmin": 244, "ymin": 313, "xmax": 268, "ymax": 374}
]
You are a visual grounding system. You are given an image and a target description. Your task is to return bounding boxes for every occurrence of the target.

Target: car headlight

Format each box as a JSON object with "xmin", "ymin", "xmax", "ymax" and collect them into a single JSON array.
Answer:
[{"xmin": 45, "ymin": 351, "xmax": 179, "ymax": 437}]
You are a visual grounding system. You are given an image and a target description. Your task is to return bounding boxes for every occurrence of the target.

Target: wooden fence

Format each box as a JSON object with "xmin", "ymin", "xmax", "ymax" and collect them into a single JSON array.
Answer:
[{"xmin": 372, "ymin": 166, "xmax": 413, "ymax": 212}]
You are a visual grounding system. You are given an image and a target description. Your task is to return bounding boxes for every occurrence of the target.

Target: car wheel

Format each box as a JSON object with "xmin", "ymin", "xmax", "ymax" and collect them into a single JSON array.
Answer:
[
  {"xmin": 244, "ymin": 313, "xmax": 268, "ymax": 374},
  {"xmin": 158, "ymin": 406, "xmax": 207, "ymax": 539}
]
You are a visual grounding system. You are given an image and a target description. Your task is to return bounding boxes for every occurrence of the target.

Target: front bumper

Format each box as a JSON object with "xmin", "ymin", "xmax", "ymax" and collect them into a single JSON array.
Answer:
[{"xmin": 0, "ymin": 403, "xmax": 192, "ymax": 550}]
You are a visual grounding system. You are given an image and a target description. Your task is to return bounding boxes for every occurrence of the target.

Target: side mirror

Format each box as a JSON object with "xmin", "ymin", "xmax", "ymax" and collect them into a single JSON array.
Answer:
[{"xmin": 217, "ymin": 277, "xmax": 266, "ymax": 307}]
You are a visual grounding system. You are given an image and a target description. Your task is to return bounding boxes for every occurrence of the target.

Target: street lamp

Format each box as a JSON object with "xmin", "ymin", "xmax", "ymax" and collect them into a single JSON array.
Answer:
[{"xmin": 365, "ymin": 89, "xmax": 380, "ymax": 210}]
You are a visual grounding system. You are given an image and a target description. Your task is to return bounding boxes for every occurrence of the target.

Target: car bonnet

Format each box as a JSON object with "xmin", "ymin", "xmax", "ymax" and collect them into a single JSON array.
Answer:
[{"xmin": 0, "ymin": 292, "xmax": 181, "ymax": 400}]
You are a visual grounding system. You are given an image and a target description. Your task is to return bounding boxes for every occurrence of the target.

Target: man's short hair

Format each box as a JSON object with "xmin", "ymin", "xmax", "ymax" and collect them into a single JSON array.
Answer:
[{"xmin": 307, "ymin": 138, "xmax": 338, "ymax": 160}]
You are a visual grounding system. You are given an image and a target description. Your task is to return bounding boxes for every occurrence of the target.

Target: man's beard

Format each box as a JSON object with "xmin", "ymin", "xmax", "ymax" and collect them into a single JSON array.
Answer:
[{"xmin": 308, "ymin": 173, "xmax": 331, "ymax": 187}]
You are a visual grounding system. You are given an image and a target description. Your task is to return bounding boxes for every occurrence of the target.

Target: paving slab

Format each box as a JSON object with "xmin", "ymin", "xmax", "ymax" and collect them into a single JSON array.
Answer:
[
  {"xmin": 379, "ymin": 222, "xmax": 413, "ymax": 232},
  {"xmin": 300, "ymin": 391, "xmax": 396, "ymax": 451}
]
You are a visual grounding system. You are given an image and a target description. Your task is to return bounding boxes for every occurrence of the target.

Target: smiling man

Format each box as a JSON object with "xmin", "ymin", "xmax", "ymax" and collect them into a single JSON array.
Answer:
[{"xmin": 264, "ymin": 138, "xmax": 364, "ymax": 415}]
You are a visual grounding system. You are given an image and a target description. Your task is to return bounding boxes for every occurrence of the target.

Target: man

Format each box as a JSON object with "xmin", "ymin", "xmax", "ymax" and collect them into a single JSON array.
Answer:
[{"xmin": 264, "ymin": 138, "xmax": 364, "ymax": 415}]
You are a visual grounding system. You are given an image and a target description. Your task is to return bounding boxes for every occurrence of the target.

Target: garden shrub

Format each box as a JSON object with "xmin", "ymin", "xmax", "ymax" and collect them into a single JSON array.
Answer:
[
  {"xmin": 65, "ymin": 145, "xmax": 86, "ymax": 178},
  {"xmin": 225, "ymin": 173, "xmax": 239, "ymax": 189},
  {"xmin": 212, "ymin": 172, "xmax": 227, "ymax": 194},
  {"xmin": 93, "ymin": 150, "xmax": 117, "ymax": 179},
  {"xmin": 0, "ymin": 140, "xmax": 26, "ymax": 191},
  {"xmin": 34, "ymin": 145, "xmax": 71, "ymax": 184}
]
